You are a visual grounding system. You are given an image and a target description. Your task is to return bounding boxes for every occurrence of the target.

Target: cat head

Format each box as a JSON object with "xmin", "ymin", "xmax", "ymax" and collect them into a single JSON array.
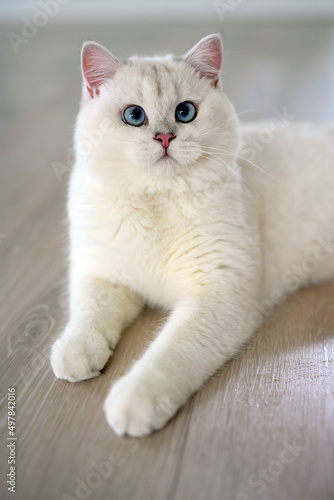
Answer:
[{"xmin": 75, "ymin": 34, "xmax": 239, "ymax": 179}]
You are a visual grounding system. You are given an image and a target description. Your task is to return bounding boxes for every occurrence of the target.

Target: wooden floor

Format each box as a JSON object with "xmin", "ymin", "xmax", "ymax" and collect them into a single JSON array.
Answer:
[{"xmin": 1, "ymin": 18, "xmax": 334, "ymax": 500}]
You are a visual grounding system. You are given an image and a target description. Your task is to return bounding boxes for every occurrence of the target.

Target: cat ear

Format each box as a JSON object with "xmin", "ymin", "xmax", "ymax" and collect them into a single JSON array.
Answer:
[
  {"xmin": 184, "ymin": 34, "xmax": 223, "ymax": 88},
  {"xmin": 81, "ymin": 41, "xmax": 120, "ymax": 99}
]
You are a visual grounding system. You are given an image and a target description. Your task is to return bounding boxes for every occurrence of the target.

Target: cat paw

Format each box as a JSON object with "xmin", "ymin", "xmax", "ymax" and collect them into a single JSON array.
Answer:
[
  {"xmin": 51, "ymin": 324, "xmax": 112, "ymax": 382},
  {"xmin": 103, "ymin": 376, "xmax": 178, "ymax": 436}
]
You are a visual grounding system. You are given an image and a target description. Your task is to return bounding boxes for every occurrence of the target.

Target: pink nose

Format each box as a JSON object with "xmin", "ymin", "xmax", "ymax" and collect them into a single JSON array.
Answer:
[{"xmin": 154, "ymin": 133, "xmax": 175, "ymax": 149}]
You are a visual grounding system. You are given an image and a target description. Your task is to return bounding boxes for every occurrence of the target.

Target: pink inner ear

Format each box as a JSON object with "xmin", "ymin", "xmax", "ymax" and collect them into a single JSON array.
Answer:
[
  {"xmin": 209, "ymin": 38, "xmax": 222, "ymax": 73},
  {"xmin": 185, "ymin": 34, "xmax": 223, "ymax": 83},
  {"xmin": 81, "ymin": 42, "xmax": 119, "ymax": 97}
]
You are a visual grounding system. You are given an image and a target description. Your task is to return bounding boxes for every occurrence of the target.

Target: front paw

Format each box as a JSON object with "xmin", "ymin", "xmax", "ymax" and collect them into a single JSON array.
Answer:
[
  {"xmin": 51, "ymin": 324, "xmax": 112, "ymax": 382},
  {"xmin": 104, "ymin": 376, "xmax": 178, "ymax": 437}
]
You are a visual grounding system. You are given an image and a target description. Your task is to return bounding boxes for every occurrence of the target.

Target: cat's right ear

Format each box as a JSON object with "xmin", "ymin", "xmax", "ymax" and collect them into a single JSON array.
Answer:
[
  {"xmin": 81, "ymin": 41, "xmax": 120, "ymax": 100},
  {"xmin": 184, "ymin": 34, "xmax": 223, "ymax": 88}
]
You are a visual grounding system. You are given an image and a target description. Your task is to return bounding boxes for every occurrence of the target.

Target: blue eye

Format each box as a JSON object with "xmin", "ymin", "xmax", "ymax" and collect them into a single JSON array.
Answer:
[
  {"xmin": 175, "ymin": 101, "xmax": 197, "ymax": 123},
  {"xmin": 122, "ymin": 105, "xmax": 147, "ymax": 127}
]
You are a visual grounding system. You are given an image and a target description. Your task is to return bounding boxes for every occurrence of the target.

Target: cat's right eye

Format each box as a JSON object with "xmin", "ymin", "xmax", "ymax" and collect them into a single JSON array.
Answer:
[
  {"xmin": 175, "ymin": 101, "xmax": 197, "ymax": 123},
  {"xmin": 122, "ymin": 105, "xmax": 147, "ymax": 127}
]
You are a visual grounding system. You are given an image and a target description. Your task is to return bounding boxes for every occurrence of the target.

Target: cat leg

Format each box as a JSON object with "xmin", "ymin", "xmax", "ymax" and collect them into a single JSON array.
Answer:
[
  {"xmin": 51, "ymin": 277, "xmax": 143, "ymax": 382},
  {"xmin": 104, "ymin": 294, "xmax": 256, "ymax": 436}
]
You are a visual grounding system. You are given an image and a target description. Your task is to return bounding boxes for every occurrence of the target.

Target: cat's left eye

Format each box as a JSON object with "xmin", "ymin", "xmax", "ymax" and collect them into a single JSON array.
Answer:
[
  {"xmin": 175, "ymin": 101, "xmax": 197, "ymax": 123},
  {"xmin": 122, "ymin": 105, "xmax": 147, "ymax": 127}
]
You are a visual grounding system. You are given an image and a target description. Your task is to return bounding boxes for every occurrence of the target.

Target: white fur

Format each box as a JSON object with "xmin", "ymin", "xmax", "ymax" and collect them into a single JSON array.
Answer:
[{"xmin": 51, "ymin": 35, "xmax": 334, "ymax": 436}]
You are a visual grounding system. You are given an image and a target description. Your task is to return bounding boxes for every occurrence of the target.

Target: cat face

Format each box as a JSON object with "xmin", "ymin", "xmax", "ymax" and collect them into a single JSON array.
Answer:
[{"xmin": 75, "ymin": 34, "xmax": 239, "ymax": 178}]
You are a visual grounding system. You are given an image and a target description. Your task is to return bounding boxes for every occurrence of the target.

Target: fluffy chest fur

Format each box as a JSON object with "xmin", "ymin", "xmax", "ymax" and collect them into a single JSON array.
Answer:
[{"xmin": 68, "ymin": 160, "xmax": 259, "ymax": 309}]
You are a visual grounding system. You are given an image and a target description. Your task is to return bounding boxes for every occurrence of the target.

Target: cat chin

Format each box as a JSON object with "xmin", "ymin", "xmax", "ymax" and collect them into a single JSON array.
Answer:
[
  {"xmin": 130, "ymin": 162, "xmax": 183, "ymax": 180},
  {"xmin": 128, "ymin": 153, "xmax": 184, "ymax": 175},
  {"xmin": 145, "ymin": 161, "xmax": 182, "ymax": 177},
  {"xmin": 155, "ymin": 154, "xmax": 177, "ymax": 166},
  {"xmin": 152, "ymin": 150, "xmax": 201, "ymax": 170},
  {"xmin": 152, "ymin": 155, "xmax": 196, "ymax": 175}
]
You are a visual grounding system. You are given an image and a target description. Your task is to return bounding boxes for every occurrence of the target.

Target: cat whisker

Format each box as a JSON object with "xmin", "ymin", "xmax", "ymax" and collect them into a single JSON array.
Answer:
[
  {"xmin": 199, "ymin": 151, "xmax": 253, "ymax": 191},
  {"xmin": 112, "ymin": 136, "xmax": 145, "ymax": 145},
  {"xmin": 201, "ymin": 146, "xmax": 292, "ymax": 197}
]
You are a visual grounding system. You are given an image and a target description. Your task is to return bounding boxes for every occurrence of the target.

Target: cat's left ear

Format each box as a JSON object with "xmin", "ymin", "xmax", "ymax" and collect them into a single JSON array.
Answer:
[
  {"xmin": 81, "ymin": 41, "xmax": 120, "ymax": 99},
  {"xmin": 184, "ymin": 34, "xmax": 223, "ymax": 88}
]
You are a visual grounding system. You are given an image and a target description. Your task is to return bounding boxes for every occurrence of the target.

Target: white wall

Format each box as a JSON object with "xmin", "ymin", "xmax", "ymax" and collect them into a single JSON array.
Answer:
[{"xmin": 1, "ymin": 0, "xmax": 334, "ymax": 21}]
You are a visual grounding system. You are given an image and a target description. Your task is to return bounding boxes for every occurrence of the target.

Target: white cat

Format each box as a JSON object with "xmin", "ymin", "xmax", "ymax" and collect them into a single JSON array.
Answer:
[{"xmin": 51, "ymin": 34, "xmax": 334, "ymax": 436}]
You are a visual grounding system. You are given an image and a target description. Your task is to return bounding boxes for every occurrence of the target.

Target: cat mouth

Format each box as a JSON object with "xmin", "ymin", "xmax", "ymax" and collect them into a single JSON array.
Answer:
[{"xmin": 157, "ymin": 151, "xmax": 176, "ymax": 163}]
